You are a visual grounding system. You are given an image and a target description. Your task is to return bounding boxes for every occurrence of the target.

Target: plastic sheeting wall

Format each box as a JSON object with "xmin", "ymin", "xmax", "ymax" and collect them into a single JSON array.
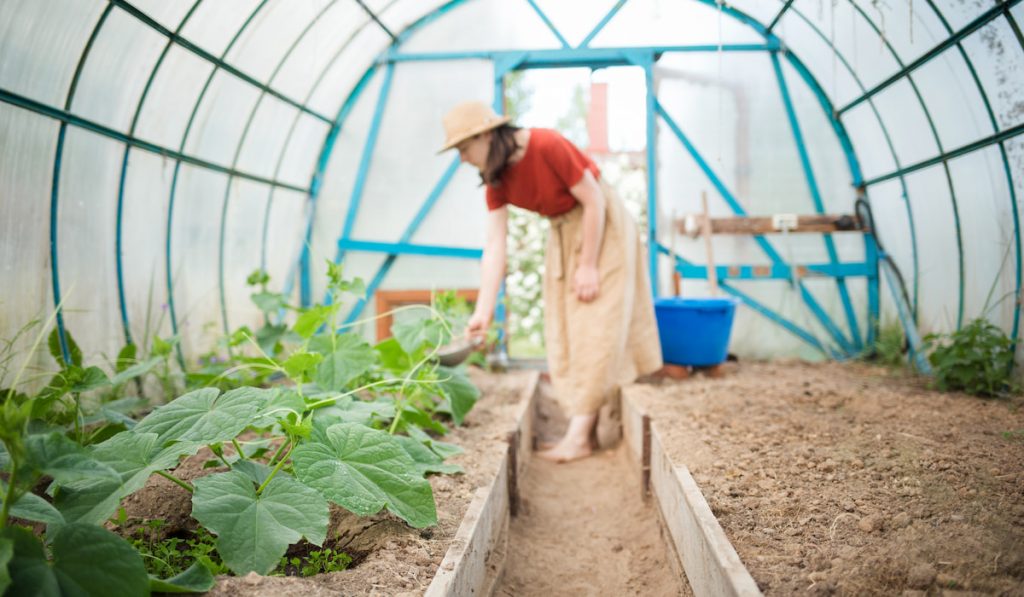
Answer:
[{"xmin": 1, "ymin": 0, "xmax": 1022, "ymax": 378}]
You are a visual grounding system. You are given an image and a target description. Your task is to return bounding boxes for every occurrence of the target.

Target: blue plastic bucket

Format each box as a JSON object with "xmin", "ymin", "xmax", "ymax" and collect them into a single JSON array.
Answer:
[{"xmin": 654, "ymin": 297, "xmax": 739, "ymax": 366}]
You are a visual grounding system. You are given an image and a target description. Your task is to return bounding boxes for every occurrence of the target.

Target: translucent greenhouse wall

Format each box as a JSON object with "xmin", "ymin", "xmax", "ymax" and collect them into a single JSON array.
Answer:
[{"xmin": 1, "ymin": 0, "xmax": 1022, "ymax": 382}]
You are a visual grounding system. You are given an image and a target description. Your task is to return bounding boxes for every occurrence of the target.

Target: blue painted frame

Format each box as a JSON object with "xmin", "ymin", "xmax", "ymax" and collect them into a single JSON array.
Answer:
[
  {"xmin": 3, "ymin": 0, "xmax": 1017, "ymax": 371},
  {"xmin": 311, "ymin": 1, "xmax": 875, "ymax": 358},
  {"xmin": 654, "ymin": 100, "xmax": 856, "ymax": 354},
  {"xmin": 770, "ymin": 51, "xmax": 862, "ymax": 349}
]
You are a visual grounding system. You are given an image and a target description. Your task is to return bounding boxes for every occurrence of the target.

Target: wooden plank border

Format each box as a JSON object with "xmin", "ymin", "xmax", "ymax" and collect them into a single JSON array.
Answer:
[
  {"xmin": 424, "ymin": 370, "xmax": 540, "ymax": 597},
  {"xmin": 622, "ymin": 388, "xmax": 762, "ymax": 597}
]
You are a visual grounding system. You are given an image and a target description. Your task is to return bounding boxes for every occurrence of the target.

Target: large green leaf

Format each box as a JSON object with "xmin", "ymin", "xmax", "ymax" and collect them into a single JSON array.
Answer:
[
  {"xmin": 47, "ymin": 328, "xmax": 82, "ymax": 368},
  {"xmin": 53, "ymin": 432, "xmax": 196, "ymax": 525},
  {"xmin": 251, "ymin": 389, "xmax": 305, "ymax": 428},
  {"xmin": 291, "ymin": 422, "xmax": 437, "ymax": 528},
  {"xmin": 255, "ymin": 324, "xmax": 289, "ymax": 355},
  {"xmin": 0, "ymin": 536, "xmax": 11, "ymax": 595},
  {"xmin": 280, "ymin": 352, "xmax": 322, "ymax": 383},
  {"xmin": 374, "ymin": 338, "xmax": 411, "ymax": 373},
  {"xmin": 436, "ymin": 366, "xmax": 479, "ymax": 426},
  {"xmin": 250, "ymin": 291, "xmax": 289, "ymax": 314},
  {"xmin": 191, "ymin": 470, "xmax": 328, "ymax": 575},
  {"xmin": 394, "ymin": 435, "xmax": 463, "ymax": 477},
  {"xmin": 68, "ymin": 366, "xmax": 111, "ymax": 393},
  {"xmin": 1, "ymin": 524, "xmax": 149, "ymax": 597},
  {"xmin": 392, "ymin": 315, "xmax": 448, "ymax": 357},
  {"xmin": 110, "ymin": 356, "xmax": 162, "ymax": 387},
  {"xmin": 396, "ymin": 404, "xmax": 447, "ymax": 435},
  {"xmin": 293, "ymin": 305, "xmax": 335, "ymax": 339},
  {"xmin": 313, "ymin": 334, "xmax": 376, "ymax": 392},
  {"xmin": 232, "ymin": 460, "xmax": 273, "ymax": 486},
  {"xmin": 133, "ymin": 387, "xmax": 269, "ymax": 445},
  {"xmin": 115, "ymin": 343, "xmax": 137, "ymax": 374},
  {"xmin": 0, "ymin": 481, "xmax": 65, "ymax": 525},
  {"xmin": 315, "ymin": 396, "xmax": 395, "ymax": 427},
  {"xmin": 408, "ymin": 425, "xmax": 463, "ymax": 460},
  {"xmin": 24, "ymin": 433, "xmax": 120, "ymax": 486},
  {"xmin": 148, "ymin": 562, "xmax": 214, "ymax": 594}
]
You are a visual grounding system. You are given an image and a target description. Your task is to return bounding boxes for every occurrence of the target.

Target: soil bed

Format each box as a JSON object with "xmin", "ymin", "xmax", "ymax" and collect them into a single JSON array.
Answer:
[
  {"xmin": 119, "ymin": 369, "xmax": 534, "ymax": 596},
  {"xmin": 627, "ymin": 360, "xmax": 1024, "ymax": 596},
  {"xmin": 495, "ymin": 381, "xmax": 690, "ymax": 596}
]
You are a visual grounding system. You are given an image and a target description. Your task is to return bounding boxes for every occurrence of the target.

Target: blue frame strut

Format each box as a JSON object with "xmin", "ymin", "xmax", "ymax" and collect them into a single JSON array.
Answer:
[
  {"xmin": 658, "ymin": 248, "xmax": 836, "ymax": 356},
  {"xmin": 49, "ymin": 4, "xmax": 114, "ymax": 366},
  {"xmin": 523, "ymin": 0, "xmax": 571, "ymax": 48},
  {"xmin": 217, "ymin": 0, "xmax": 340, "ymax": 338},
  {"xmin": 642, "ymin": 57, "xmax": 659, "ymax": 298},
  {"xmin": 324, "ymin": 62, "xmax": 397, "ymax": 307},
  {"xmin": 384, "ymin": 44, "xmax": 780, "ymax": 65},
  {"xmin": 293, "ymin": 0, "xmax": 892, "ymax": 363},
  {"xmin": 783, "ymin": 10, "xmax": 920, "ymax": 323},
  {"xmin": 337, "ymin": 240, "xmax": 482, "ymax": 260},
  {"xmin": 115, "ymin": 0, "xmax": 203, "ymax": 351},
  {"xmin": 655, "ymin": 246, "xmax": 874, "ymax": 279},
  {"xmin": 108, "ymin": 0, "xmax": 333, "ymax": 125},
  {"xmin": 720, "ymin": 281, "xmax": 835, "ymax": 358},
  {"xmin": 342, "ymin": 156, "xmax": 463, "ymax": 324},
  {"xmin": 249, "ymin": 3, "xmax": 397, "ymax": 313},
  {"xmin": 655, "ymin": 99, "xmax": 855, "ymax": 354},
  {"xmin": 845, "ymin": 0, "xmax": 966, "ymax": 332},
  {"xmin": 289, "ymin": 2, "xmax": 470, "ymax": 307},
  {"xmin": 838, "ymin": 0, "xmax": 1023, "ymax": 115},
  {"xmin": 164, "ymin": 0, "xmax": 272, "ymax": 369},
  {"xmin": 293, "ymin": 65, "xmax": 381, "ymax": 307},
  {"xmin": 770, "ymin": 51, "xmax": 862, "ymax": 349},
  {"xmin": 578, "ymin": 0, "xmax": 629, "ymax": 49}
]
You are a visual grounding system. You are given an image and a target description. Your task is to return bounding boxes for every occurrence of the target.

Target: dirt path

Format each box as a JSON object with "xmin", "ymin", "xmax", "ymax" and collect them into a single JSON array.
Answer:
[{"xmin": 496, "ymin": 384, "xmax": 690, "ymax": 596}]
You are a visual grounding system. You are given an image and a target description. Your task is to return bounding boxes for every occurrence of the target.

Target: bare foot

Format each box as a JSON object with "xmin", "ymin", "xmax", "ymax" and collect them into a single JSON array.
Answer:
[
  {"xmin": 537, "ymin": 435, "xmax": 600, "ymax": 452},
  {"xmin": 536, "ymin": 441, "xmax": 593, "ymax": 463}
]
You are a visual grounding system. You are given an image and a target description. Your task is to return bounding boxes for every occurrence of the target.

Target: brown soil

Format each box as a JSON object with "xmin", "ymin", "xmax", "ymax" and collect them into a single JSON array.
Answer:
[
  {"xmin": 120, "ymin": 369, "xmax": 534, "ymax": 596},
  {"xmin": 495, "ymin": 381, "xmax": 691, "ymax": 596},
  {"xmin": 627, "ymin": 360, "xmax": 1024, "ymax": 596}
]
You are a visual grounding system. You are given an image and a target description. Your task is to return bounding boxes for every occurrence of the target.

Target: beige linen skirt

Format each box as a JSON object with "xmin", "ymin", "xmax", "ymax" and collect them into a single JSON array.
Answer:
[{"xmin": 543, "ymin": 179, "xmax": 663, "ymax": 416}]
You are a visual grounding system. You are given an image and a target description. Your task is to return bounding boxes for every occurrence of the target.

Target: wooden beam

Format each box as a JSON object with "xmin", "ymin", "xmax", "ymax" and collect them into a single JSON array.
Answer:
[{"xmin": 676, "ymin": 214, "xmax": 863, "ymax": 236}]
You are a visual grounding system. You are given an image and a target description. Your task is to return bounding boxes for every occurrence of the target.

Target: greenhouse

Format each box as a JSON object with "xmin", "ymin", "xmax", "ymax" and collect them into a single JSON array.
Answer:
[{"xmin": 1, "ymin": 0, "xmax": 1022, "ymax": 595}]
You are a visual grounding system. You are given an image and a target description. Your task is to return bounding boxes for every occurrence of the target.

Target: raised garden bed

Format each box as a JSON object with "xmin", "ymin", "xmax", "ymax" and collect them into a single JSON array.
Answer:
[
  {"xmin": 112, "ymin": 369, "xmax": 538, "ymax": 596},
  {"xmin": 625, "ymin": 360, "xmax": 1024, "ymax": 596}
]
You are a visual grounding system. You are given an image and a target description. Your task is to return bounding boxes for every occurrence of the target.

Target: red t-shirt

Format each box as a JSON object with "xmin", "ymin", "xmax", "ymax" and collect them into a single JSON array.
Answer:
[{"xmin": 485, "ymin": 128, "xmax": 600, "ymax": 217}]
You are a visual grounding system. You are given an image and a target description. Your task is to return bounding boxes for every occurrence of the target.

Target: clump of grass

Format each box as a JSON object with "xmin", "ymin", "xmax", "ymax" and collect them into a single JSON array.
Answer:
[
  {"xmin": 924, "ymin": 318, "xmax": 1017, "ymax": 398},
  {"xmin": 868, "ymin": 319, "xmax": 907, "ymax": 369}
]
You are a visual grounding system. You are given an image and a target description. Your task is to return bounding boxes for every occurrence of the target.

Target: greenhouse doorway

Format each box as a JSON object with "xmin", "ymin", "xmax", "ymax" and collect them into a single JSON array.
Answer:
[{"xmin": 500, "ymin": 65, "xmax": 649, "ymax": 361}]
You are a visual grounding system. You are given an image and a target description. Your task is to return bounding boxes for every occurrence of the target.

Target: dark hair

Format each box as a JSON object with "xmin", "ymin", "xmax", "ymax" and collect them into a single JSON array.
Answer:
[{"xmin": 481, "ymin": 124, "xmax": 521, "ymax": 187}]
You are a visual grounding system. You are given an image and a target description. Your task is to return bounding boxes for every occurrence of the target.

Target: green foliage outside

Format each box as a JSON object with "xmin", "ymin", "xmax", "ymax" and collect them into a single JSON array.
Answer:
[{"xmin": 0, "ymin": 263, "xmax": 480, "ymax": 591}]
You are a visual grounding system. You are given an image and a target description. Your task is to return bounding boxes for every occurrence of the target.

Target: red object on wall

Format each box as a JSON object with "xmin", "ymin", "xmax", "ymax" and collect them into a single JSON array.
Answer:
[{"xmin": 587, "ymin": 82, "xmax": 609, "ymax": 156}]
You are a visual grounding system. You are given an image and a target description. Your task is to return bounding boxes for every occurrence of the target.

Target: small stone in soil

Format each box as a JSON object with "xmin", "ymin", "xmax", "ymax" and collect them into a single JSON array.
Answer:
[
  {"xmin": 893, "ymin": 512, "xmax": 912, "ymax": 528},
  {"xmin": 858, "ymin": 514, "xmax": 882, "ymax": 533},
  {"xmin": 907, "ymin": 563, "xmax": 937, "ymax": 589}
]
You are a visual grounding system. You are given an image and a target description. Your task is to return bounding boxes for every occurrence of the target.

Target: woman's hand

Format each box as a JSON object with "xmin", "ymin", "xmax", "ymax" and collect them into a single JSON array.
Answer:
[
  {"xmin": 573, "ymin": 264, "xmax": 600, "ymax": 302},
  {"xmin": 465, "ymin": 310, "xmax": 491, "ymax": 341}
]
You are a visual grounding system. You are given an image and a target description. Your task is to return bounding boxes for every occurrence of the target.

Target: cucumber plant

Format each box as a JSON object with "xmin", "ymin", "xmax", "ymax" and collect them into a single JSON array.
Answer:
[
  {"xmin": 0, "ymin": 315, "xmax": 214, "ymax": 595},
  {"xmin": 4, "ymin": 262, "xmax": 480, "ymax": 586}
]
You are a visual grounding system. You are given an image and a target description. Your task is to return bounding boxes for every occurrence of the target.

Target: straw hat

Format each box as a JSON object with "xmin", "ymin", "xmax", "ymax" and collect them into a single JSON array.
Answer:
[{"xmin": 438, "ymin": 100, "xmax": 512, "ymax": 153}]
